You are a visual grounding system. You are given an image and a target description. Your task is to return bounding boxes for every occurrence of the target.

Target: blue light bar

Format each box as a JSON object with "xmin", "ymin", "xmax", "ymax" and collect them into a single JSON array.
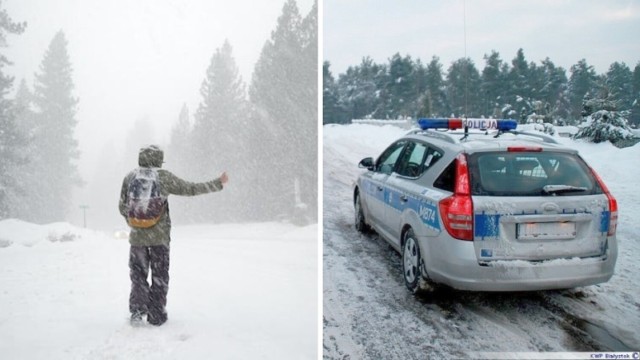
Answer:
[
  {"xmin": 418, "ymin": 118, "xmax": 460, "ymax": 129},
  {"xmin": 418, "ymin": 118, "xmax": 518, "ymax": 131}
]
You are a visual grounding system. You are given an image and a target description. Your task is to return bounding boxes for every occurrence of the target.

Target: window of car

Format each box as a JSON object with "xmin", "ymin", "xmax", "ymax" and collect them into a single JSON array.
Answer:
[
  {"xmin": 468, "ymin": 151, "xmax": 600, "ymax": 196},
  {"xmin": 376, "ymin": 140, "xmax": 407, "ymax": 174},
  {"xmin": 396, "ymin": 141, "xmax": 443, "ymax": 178},
  {"xmin": 395, "ymin": 142, "xmax": 426, "ymax": 177},
  {"xmin": 434, "ymin": 159, "xmax": 455, "ymax": 192},
  {"xmin": 424, "ymin": 147, "xmax": 443, "ymax": 171}
]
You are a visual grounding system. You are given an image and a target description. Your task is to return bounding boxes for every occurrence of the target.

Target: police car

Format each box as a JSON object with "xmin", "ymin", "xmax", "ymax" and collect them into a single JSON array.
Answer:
[{"xmin": 354, "ymin": 118, "xmax": 618, "ymax": 293}]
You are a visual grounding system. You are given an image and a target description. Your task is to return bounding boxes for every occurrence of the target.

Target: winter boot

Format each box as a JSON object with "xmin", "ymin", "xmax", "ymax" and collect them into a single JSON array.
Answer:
[
  {"xmin": 130, "ymin": 310, "xmax": 146, "ymax": 326},
  {"xmin": 147, "ymin": 311, "xmax": 167, "ymax": 326}
]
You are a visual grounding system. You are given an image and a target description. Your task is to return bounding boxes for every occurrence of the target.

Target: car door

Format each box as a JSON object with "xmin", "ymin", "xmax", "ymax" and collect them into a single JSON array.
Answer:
[
  {"xmin": 386, "ymin": 142, "xmax": 442, "ymax": 244},
  {"xmin": 362, "ymin": 140, "xmax": 407, "ymax": 231}
]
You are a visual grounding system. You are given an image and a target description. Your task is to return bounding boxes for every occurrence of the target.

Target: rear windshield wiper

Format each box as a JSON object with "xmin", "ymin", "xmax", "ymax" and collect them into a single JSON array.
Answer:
[{"xmin": 542, "ymin": 184, "xmax": 588, "ymax": 195}]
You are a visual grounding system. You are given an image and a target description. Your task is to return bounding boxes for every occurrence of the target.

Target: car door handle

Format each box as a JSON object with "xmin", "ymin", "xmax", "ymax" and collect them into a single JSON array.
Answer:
[
  {"xmin": 377, "ymin": 186, "xmax": 384, "ymax": 191},
  {"xmin": 400, "ymin": 195, "xmax": 408, "ymax": 202}
]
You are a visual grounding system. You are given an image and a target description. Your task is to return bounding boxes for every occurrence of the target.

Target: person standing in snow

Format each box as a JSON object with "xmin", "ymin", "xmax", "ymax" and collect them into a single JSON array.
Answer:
[{"xmin": 119, "ymin": 145, "xmax": 228, "ymax": 326}]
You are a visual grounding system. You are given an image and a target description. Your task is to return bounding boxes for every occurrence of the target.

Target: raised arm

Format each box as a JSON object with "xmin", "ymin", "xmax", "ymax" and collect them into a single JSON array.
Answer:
[{"xmin": 159, "ymin": 170, "xmax": 226, "ymax": 196}]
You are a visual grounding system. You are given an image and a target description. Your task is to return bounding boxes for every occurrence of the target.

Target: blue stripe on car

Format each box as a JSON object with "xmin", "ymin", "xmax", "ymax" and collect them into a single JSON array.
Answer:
[
  {"xmin": 362, "ymin": 179, "xmax": 440, "ymax": 231},
  {"xmin": 474, "ymin": 213, "xmax": 501, "ymax": 239},
  {"xmin": 600, "ymin": 210, "xmax": 610, "ymax": 233}
]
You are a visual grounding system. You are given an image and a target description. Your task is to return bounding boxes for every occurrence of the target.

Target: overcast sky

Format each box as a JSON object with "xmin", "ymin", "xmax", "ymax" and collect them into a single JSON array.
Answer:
[
  {"xmin": 3, "ymin": 0, "xmax": 313, "ymax": 181},
  {"xmin": 324, "ymin": 0, "xmax": 640, "ymax": 76}
]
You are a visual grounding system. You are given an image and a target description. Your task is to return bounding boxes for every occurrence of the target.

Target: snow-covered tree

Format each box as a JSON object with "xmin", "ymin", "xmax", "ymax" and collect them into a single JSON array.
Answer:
[
  {"xmin": 5, "ymin": 79, "xmax": 37, "ymax": 219},
  {"xmin": 336, "ymin": 56, "xmax": 385, "ymax": 120},
  {"xmin": 568, "ymin": 59, "xmax": 598, "ymax": 122},
  {"xmin": 191, "ymin": 40, "xmax": 249, "ymax": 223},
  {"xmin": 574, "ymin": 95, "xmax": 634, "ymax": 144},
  {"xmin": 0, "ymin": 4, "xmax": 26, "ymax": 219},
  {"xmin": 297, "ymin": 0, "xmax": 318, "ymax": 222},
  {"xmin": 323, "ymin": 61, "xmax": 346, "ymax": 124},
  {"xmin": 508, "ymin": 49, "xmax": 533, "ymax": 105},
  {"xmin": 382, "ymin": 53, "xmax": 417, "ymax": 118},
  {"xmin": 419, "ymin": 56, "xmax": 449, "ymax": 117},
  {"xmin": 250, "ymin": 0, "xmax": 317, "ymax": 223},
  {"xmin": 480, "ymin": 51, "xmax": 507, "ymax": 118},
  {"xmin": 605, "ymin": 62, "xmax": 634, "ymax": 112},
  {"xmin": 537, "ymin": 58, "xmax": 569, "ymax": 123},
  {"xmin": 446, "ymin": 58, "xmax": 481, "ymax": 117},
  {"xmin": 27, "ymin": 30, "xmax": 81, "ymax": 223},
  {"xmin": 631, "ymin": 62, "xmax": 640, "ymax": 126},
  {"xmin": 166, "ymin": 103, "xmax": 191, "ymax": 177}
]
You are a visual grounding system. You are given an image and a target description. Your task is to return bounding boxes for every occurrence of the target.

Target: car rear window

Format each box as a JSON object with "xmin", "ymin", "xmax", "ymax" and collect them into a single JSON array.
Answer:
[{"xmin": 467, "ymin": 151, "xmax": 602, "ymax": 196}]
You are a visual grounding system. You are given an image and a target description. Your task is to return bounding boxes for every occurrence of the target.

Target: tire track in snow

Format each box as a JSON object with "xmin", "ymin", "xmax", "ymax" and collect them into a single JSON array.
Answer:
[{"xmin": 323, "ymin": 168, "xmax": 482, "ymax": 359}]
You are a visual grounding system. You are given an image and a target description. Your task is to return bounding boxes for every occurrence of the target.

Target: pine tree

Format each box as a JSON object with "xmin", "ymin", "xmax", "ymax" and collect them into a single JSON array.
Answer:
[
  {"xmin": 323, "ymin": 61, "xmax": 345, "ymax": 124},
  {"xmin": 297, "ymin": 0, "xmax": 318, "ymax": 221},
  {"xmin": 14, "ymin": 79, "xmax": 35, "ymax": 130},
  {"xmin": 0, "ymin": 3, "xmax": 26, "ymax": 219},
  {"xmin": 568, "ymin": 59, "xmax": 598, "ymax": 122},
  {"xmin": 192, "ymin": 40, "xmax": 248, "ymax": 223},
  {"xmin": 382, "ymin": 53, "xmax": 417, "ymax": 118},
  {"xmin": 250, "ymin": 0, "xmax": 317, "ymax": 223},
  {"xmin": 630, "ymin": 62, "xmax": 640, "ymax": 127},
  {"xmin": 29, "ymin": 30, "xmax": 80, "ymax": 223},
  {"xmin": 508, "ymin": 49, "xmax": 531, "ymax": 98},
  {"xmin": 480, "ymin": 51, "xmax": 509, "ymax": 118},
  {"xmin": 605, "ymin": 62, "xmax": 634, "ymax": 111},
  {"xmin": 574, "ymin": 92, "xmax": 634, "ymax": 144},
  {"xmin": 164, "ymin": 104, "xmax": 193, "ymax": 224},
  {"xmin": 446, "ymin": 58, "xmax": 481, "ymax": 117},
  {"xmin": 507, "ymin": 49, "xmax": 536, "ymax": 122},
  {"xmin": 420, "ymin": 56, "xmax": 449, "ymax": 117},
  {"xmin": 7, "ymin": 79, "xmax": 36, "ymax": 218},
  {"xmin": 336, "ymin": 57, "xmax": 384, "ymax": 120},
  {"xmin": 166, "ymin": 103, "xmax": 191, "ymax": 176},
  {"xmin": 538, "ymin": 58, "xmax": 569, "ymax": 123}
]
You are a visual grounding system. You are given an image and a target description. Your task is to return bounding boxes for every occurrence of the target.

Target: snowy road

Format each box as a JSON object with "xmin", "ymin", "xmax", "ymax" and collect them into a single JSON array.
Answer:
[{"xmin": 322, "ymin": 124, "xmax": 639, "ymax": 359}]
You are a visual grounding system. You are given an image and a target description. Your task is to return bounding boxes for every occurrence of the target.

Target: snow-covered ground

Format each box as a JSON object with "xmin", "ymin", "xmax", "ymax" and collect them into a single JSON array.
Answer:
[
  {"xmin": 0, "ymin": 220, "xmax": 318, "ymax": 359},
  {"xmin": 323, "ymin": 123, "xmax": 640, "ymax": 359}
]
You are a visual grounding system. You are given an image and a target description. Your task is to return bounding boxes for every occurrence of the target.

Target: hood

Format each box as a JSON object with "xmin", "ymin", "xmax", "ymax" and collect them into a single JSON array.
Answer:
[{"xmin": 138, "ymin": 145, "xmax": 164, "ymax": 168}]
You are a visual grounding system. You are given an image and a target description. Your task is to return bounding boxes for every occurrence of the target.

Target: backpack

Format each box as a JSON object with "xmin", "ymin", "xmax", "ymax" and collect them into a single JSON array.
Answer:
[{"xmin": 126, "ymin": 168, "xmax": 167, "ymax": 228}]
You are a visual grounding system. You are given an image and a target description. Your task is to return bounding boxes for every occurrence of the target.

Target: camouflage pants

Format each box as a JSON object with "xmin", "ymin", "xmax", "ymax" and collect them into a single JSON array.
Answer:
[{"xmin": 129, "ymin": 245, "xmax": 170, "ymax": 323}]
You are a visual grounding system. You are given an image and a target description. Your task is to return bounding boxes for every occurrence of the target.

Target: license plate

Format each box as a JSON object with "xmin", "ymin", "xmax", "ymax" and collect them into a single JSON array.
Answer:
[{"xmin": 517, "ymin": 222, "xmax": 576, "ymax": 240}]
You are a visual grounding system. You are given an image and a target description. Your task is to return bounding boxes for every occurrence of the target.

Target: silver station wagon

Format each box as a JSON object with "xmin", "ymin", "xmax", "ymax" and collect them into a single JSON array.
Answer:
[{"xmin": 354, "ymin": 118, "xmax": 618, "ymax": 293}]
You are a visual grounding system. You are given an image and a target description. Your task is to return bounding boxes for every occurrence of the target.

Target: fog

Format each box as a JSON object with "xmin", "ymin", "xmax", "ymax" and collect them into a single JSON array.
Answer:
[{"xmin": 2, "ymin": 0, "xmax": 316, "ymax": 229}]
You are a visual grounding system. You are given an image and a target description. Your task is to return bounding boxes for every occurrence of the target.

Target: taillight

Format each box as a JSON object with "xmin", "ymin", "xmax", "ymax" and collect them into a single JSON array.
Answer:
[
  {"xmin": 439, "ymin": 153, "xmax": 473, "ymax": 241},
  {"xmin": 589, "ymin": 165, "xmax": 618, "ymax": 236}
]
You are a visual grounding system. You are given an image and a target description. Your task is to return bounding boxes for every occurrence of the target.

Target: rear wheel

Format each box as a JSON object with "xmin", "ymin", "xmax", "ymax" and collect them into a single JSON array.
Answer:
[
  {"xmin": 354, "ymin": 192, "xmax": 370, "ymax": 233},
  {"xmin": 402, "ymin": 229, "xmax": 433, "ymax": 294}
]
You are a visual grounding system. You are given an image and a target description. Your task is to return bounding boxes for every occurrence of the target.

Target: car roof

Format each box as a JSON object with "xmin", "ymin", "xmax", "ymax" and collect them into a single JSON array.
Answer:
[{"xmin": 403, "ymin": 129, "xmax": 575, "ymax": 153}]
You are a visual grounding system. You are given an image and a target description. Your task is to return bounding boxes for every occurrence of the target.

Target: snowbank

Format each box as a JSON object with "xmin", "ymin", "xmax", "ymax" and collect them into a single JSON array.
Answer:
[{"xmin": 0, "ymin": 219, "xmax": 106, "ymax": 247}]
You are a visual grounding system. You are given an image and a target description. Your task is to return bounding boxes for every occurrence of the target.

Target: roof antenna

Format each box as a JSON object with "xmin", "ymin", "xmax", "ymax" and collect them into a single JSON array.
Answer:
[{"xmin": 463, "ymin": 0, "xmax": 468, "ymax": 119}]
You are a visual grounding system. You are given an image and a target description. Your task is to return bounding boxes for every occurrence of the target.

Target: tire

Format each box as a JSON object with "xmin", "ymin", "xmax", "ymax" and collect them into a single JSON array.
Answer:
[
  {"xmin": 354, "ymin": 192, "xmax": 370, "ymax": 233},
  {"xmin": 402, "ymin": 229, "xmax": 433, "ymax": 294}
]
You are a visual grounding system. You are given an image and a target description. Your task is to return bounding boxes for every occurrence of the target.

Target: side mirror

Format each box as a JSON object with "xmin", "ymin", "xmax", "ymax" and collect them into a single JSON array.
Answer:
[{"xmin": 358, "ymin": 157, "xmax": 374, "ymax": 170}]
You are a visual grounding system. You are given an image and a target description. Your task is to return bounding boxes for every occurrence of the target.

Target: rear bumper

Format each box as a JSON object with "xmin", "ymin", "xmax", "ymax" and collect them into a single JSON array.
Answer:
[{"xmin": 419, "ymin": 235, "xmax": 617, "ymax": 292}]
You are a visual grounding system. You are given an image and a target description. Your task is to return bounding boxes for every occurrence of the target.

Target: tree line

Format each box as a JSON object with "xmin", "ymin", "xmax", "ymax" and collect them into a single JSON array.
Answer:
[
  {"xmin": 166, "ymin": 0, "xmax": 317, "ymax": 225},
  {"xmin": 323, "ymin": 49, "xmax": 640, "ymax": 128},
  {"xmin": 1, "ymin": 1, "xmax": 79, "ymax": 222},
  {"xmin": 0, "ymin": 0, "xmax": 318, "ymax": 225}
]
